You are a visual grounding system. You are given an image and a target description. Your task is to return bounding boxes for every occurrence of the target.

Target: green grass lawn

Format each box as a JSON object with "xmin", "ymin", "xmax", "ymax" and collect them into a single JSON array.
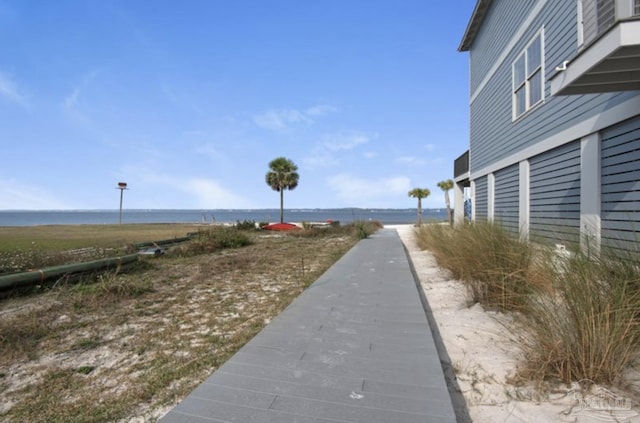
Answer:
[{"xmin": 0, "ymin": 223, "xmax": 203, "ymax": 252}]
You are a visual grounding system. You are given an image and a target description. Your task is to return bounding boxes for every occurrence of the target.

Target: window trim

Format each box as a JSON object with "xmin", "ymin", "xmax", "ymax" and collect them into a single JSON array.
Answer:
[{"xmin": 512, "ymin": 28, "xmax": 545, "ymax": 121}]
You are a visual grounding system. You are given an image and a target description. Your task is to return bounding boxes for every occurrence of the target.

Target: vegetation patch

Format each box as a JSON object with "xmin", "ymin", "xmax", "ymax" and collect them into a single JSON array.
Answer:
[
  {"xmin": 416, "ymin": 222, "xmax": 640, "ymax": 389},
  {"xmin": 0, "ymin": 223, "xmax": 364, "ymax": 422}
]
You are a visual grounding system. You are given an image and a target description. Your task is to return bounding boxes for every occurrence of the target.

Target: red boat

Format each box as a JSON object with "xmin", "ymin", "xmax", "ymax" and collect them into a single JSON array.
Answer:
[{"xmin": 262, "ymin": 222, "xmax": 301, "ymax": 231}]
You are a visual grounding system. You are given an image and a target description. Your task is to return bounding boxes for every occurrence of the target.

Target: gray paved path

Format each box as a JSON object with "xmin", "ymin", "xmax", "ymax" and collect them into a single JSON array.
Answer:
[{"xmin": 160, "ymin": 228, "xmax": 457, "ymax": 423}]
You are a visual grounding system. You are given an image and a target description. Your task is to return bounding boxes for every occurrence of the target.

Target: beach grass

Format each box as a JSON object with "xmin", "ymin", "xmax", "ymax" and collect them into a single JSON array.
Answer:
[{"xmin": 416, "ymin": 222, "xmax": 640, "ymax": 388}]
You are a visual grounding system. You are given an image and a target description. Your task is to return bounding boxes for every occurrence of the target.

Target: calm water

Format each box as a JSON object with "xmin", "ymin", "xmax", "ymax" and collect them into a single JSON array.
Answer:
[{"xmin": 0, "ymin": 209, "xmax": 447, "ymax": 227}]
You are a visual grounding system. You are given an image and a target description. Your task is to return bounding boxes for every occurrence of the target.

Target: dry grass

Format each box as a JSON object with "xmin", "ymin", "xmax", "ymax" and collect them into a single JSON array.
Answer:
[
  {"xmin": 519, "ymin": 248, "xmax": 640, "ymax": 385},
  {"xmin": 0, "ymin": 227, "xmax": 358, "ymax": 422},
  {"xmin": 416, "ymin": 222, "xmax": 640, "ymax": 389},
  {"xmin": 416, "ymin": 222, "xmax": 551, "ymax": 312}
]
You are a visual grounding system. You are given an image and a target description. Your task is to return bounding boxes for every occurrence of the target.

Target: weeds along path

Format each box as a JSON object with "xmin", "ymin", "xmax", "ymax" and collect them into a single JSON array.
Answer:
[{"xmin": 0, "ymin": 231, "xmax": 357, "ymax": 423}]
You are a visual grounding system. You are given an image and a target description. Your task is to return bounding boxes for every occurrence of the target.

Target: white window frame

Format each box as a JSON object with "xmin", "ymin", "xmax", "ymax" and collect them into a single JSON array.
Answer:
[{"xmin": 512, "ymin": 28, "xmax": 545, "ymax": 121}]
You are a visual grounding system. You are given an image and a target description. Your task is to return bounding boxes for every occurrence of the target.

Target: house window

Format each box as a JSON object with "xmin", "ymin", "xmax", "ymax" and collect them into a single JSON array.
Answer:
[{"xmin": 513, "ymin": 30, "xmax": 544, "ymax": 120}]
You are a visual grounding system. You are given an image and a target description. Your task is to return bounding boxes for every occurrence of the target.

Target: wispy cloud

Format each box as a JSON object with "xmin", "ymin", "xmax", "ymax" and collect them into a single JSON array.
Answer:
[
  {"xmin": 305, "ymin": 104, "xmax": 338, "ymax": 117},
  {"xmin": 303, "ymin": 131, "xmax": 372, "ymax": 169},
  {"xmin": 322, "ymin": 132, "xmax": 369, "ymax": 151},
  {"xmin": 120, "ymin": 166, "xmax": 252, "ymax": 209},
  {"xmin": 0, "ymin": 179, "xmax": 72, "ymax": 209},
  {"xmin": 63, "ymin": 70, "xmax": 100, "ymax": 109},
  {"xmin": 0, "ymin": 71, "xmax": 29, "ymax": 108},
  {"xmin": 253, "ymin": 104, "xmax": 337, "ymax": 131},
  {"xmin": 194, "ymin": 142, "xmax": 223, "ymax": 160},
  {"xmin": 183, "ymin": 178, "xmax": 251, "ymax": 208},
  {"xmin": 326, "ymin": 173, "xmax": 411, "ymax": 207},
  {"xmin": 395, "ymin": 156, "xmax": 427, "ymax": 166}
]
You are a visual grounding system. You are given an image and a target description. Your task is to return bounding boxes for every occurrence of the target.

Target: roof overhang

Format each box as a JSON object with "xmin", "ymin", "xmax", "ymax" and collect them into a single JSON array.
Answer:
[
  {"xmin": 550, "ymin": 19, "xmax": 640, "ymax": 95},
  {"xmin": 458, "ymin": 0, "xmax": 493, "ymax": 52}
]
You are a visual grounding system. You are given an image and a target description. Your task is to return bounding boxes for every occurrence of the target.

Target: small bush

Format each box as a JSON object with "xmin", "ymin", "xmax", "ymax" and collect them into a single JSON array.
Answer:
[
  {"xmin": 349, "ymin": 220, "xmax": 382, "ymax": 240},
  {"xmin": 234, "ymin": 220, "xmax": 258, "ymax": 231},
  {"xmin": 178, "ymin": 227, "xmax": 252, "ymax": 256}
]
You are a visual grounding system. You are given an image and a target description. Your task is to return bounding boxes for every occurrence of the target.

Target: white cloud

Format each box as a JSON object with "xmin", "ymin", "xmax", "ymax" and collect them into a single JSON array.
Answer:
[
  {"xmin": 322, "ymin": 132, "xmax": 369, "ymax": 151},
  {"xmin": 253, "ymin": 109, "xmax": 311, "ymax": 131},
  {"xmin": 302, "ymin": 153, "xmax": 338, "ymax": 168},
  {"xmin": 326, "ymin": 173, "xmax": 411, "ymax": 207},
  {"xmin": 120, "ymin": 166, "xmax": 252, "ymax": 209},
  {"xmin": 63, "ymin": 70, "xmax": 99, "ymax": 109},
  {"xmin": 305, "ymin": 104, "xmax": 338, "ymax": 117},
  {"xmin": 0, "ymin": 180, "xmax": 72, "ymax": 209},
  {"xmin": 253, "ymin": 104, "xmax": 336, "ymax": 131},
  {"xmin": 303, "ymin": 131, "xmax": 372, "ymax": 169},
  {"xmin": 183, "ymin": 178, "xmax": 251, "ymax": 208},
  {"xmin": 0, "ymin": 71, "xmax": 28, "ymax": 108},
  {"xmin": 395, "ymin": 156, "xmax": 426, "ymax": 166},
  {"xmin": 194, "ymin": 143, "xmax": 222, "ymax": 160}
]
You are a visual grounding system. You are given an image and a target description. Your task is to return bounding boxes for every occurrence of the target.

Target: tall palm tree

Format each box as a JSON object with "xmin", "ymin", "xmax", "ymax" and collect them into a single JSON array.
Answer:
[
  {"xmin": 437, "ymin": 179, "xmax": 454, "ymax": 225},
  {"xmin": 265, "ymin": 157, "xmax": 299, "ymax": 223},
  {"xmin": 408, "ymin": 188, "xmax": 430, "ymax": 226}
]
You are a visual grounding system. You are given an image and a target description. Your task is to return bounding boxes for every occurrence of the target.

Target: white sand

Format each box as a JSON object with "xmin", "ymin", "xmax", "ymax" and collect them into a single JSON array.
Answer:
[{"xmin": 391, "ymin": 224, "xmax": 640, "ymax": 423}]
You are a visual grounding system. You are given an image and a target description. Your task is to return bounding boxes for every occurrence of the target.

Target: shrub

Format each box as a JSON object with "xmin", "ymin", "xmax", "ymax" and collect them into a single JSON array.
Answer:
[
  {"xmin": 234, "ymin": 220, "xmax": 258, "ymax": 231},
  {"xmin": 348, "ymin": 220, "xmax": 382, "ymax": 240},
  {"xmin": 178, "ymin": 227, "xmax": 252, "ymax": 256}
]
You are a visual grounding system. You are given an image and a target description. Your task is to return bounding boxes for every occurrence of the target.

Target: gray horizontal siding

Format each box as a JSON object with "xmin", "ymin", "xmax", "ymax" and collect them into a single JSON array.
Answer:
[
  {"xmin": 469, "ymin": 0, "xmax": 536, "ymax": 93},
  {"xmin": 474, "ymin": 176, "xmax": 489, "ymax": 222},
  {"xmin": 529, "ymin": 141, "xmax": 581, "ymax": 245},
  {"xmin": 601, "ymin": 116, "xmax": 640, "ymax": 252},
  {"xmin": 467, "ymin": 0, "xmax": 640, "ymax": 174},
  {"xmin": 494, "ymin": 164, "xmax": 519, "ymax": 234}
]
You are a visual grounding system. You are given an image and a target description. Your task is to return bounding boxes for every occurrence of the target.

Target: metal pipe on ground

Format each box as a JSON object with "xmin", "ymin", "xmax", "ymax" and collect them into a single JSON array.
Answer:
[{"xmin": 0, "ymin": 254, "xmax": 139, "ymax": 290}]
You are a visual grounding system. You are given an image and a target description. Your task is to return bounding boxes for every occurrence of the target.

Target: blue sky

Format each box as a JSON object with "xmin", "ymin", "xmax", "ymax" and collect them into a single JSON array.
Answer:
[{"xmin": 0, "ymin": 0, "xmax": 476, "ymax": 210}]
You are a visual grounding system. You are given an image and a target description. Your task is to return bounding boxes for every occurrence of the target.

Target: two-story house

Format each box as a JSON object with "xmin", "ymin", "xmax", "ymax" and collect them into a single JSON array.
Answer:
[{"xmin": 454, "ymin": 0, "xmax": 640, "ymax": 252}]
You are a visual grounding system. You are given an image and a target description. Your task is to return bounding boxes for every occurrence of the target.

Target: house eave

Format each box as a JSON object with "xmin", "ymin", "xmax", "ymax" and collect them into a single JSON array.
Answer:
[{"xmin": 458, "ymin": 0, "xmax": 494, "ymax": 52}]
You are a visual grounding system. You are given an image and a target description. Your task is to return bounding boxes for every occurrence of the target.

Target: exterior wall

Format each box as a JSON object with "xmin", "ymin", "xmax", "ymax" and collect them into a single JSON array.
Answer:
[
  {"xmin": 601, "ymin": 115, "xmax": 640, "ymax": 251},
  {"xmin": 463, "ymin": 0, "xmax": 640, "ymax": 251},
  {"xmin": 468, "ymin": 0, "xmax": 640, "ymax": 177},
  {"xmin": 474, "ymin": 176, "xmax": 489, "ymax": 222},
  {"xmin": 469, "ymin": 0, "xmax": 537, "ymax": 94},
  {"xmin": 494, "ymin": 164, "xmax": 520, "ymax": 234},
  {"xmin": 529, "ymin": 141, "xmax": 581, "ymax": 245}
]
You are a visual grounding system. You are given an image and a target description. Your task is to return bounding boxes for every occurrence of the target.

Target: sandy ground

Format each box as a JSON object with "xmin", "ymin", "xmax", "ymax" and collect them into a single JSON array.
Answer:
[{"xmin": 391, "ymin": 224, "xmax": 640, "ymax": 423}]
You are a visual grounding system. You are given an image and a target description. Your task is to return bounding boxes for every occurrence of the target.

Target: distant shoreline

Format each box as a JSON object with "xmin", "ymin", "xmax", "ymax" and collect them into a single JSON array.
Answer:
[{"xmin": 0, "ymin": 208, "xmax": 447, "ymax": 227}]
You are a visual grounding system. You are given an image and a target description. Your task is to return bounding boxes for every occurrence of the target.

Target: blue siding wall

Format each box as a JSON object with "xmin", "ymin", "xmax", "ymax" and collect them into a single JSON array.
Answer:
[
  {"xmin": 529, "ymin": 141, "xmax": 581, "ymax": 244},
  {"xmin": 601, "ymin": 116, "xmax": 640, "ymax": 251},
  {"xmin": 469, "ymin": 0, "xmax": 536, "ymax": 93},
  {"xmin": 468, "ymin": 0, "xmax": 640, "ymax": 174},
  {"xmin": 494, "ymin": 164, "xmax": 519, "ymax": 234},
  {"xmin": 474, "ymin": 176, "xmax": 489, "ymax": 222}
]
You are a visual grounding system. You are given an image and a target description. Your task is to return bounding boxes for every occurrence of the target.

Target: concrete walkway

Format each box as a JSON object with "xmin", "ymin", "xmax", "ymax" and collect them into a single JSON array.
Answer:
[{"xmin": 159, "ymin": 228, "xmax": 458, "ymax": 423}]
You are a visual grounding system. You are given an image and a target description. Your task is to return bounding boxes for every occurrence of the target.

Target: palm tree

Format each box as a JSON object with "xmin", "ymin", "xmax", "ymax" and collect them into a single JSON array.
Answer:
[
  {"xmin": 437, "ymin": 179, "xmax": 454, "ymax": 225},
  {"xmin": 265, "ymin": 157, "xmax": 299, "ymax": 223},
  {"xmin": 408, "ymin": 188, "xmax": 430, "ymax": 226}
]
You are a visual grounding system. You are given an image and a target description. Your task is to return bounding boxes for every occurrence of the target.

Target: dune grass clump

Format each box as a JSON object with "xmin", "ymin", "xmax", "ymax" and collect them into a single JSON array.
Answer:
[
  {"xmin": 349, "ymin": 220, "xmax": 383, "ymax": 240},
  {"xmin": 520, "ymin": 248, "xmax": 640, "ymax": 385},
  {"xmin": 417, "ymin": 222, "xmax": 548, "ymax": 312},
  {"xmin": 417, "ymin": 221, "xmax": 640, "ymax": 386}
]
